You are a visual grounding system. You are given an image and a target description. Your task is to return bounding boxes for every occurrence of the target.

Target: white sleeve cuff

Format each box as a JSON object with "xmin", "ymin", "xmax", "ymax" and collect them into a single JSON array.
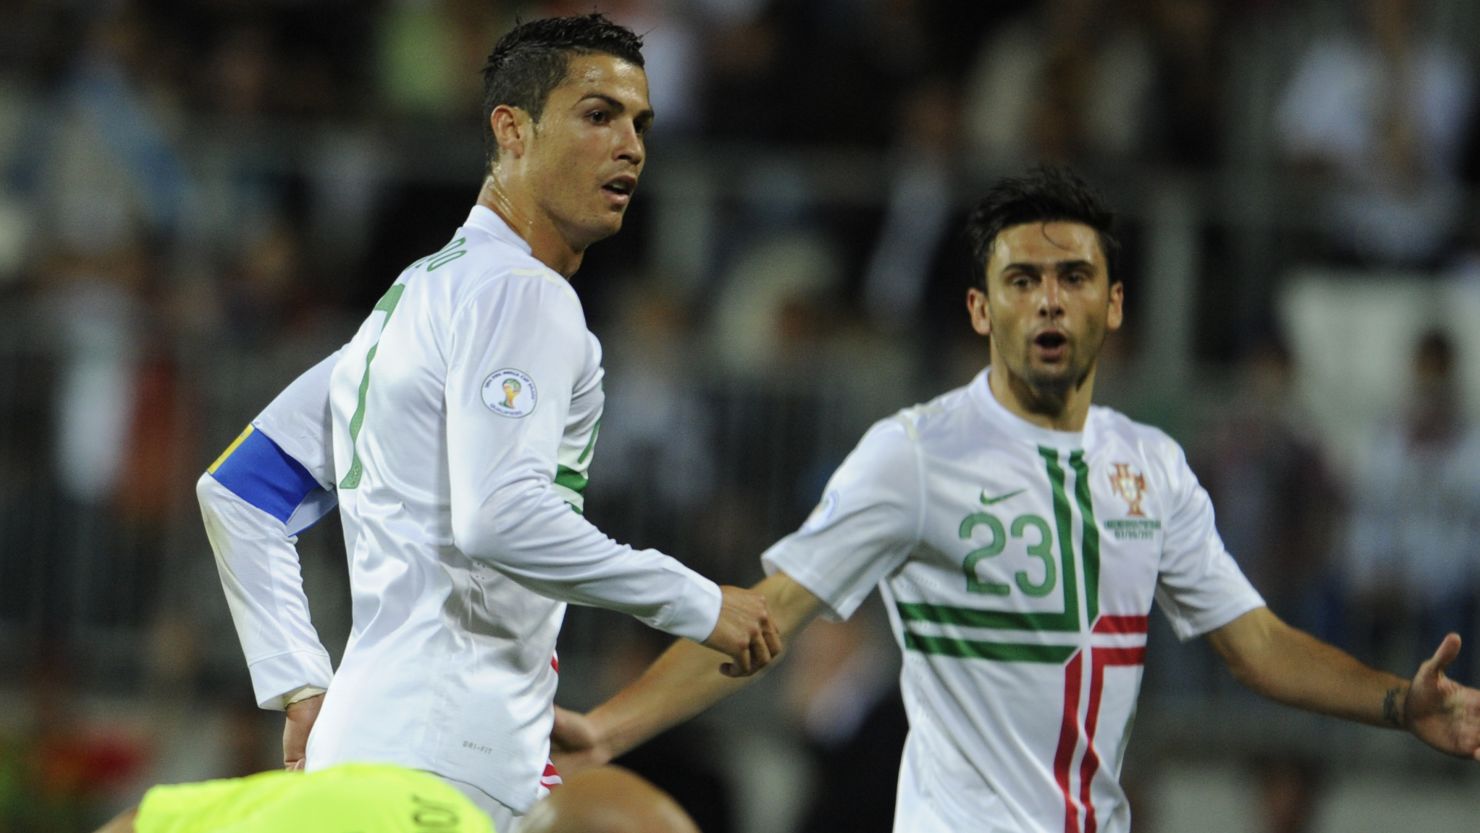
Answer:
[
  {"xmin": 284, "ymin": 684, "xmax": 328, "ymax": 706},
  {"xmin": 250, "ymin": 650, "xmax": 335, "ymax": 711},
  {"xmin": 651, "ymin": 573, "xmax": 723, "ymax": 644}
]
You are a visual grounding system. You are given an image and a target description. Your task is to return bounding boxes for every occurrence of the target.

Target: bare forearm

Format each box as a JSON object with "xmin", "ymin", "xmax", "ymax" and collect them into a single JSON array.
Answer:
[
  {"xmin": 1210, "ymin": 608, "xmax": 1408, "ymax": 728},
  {"xmin": 590, "ymin": 571, "xmax": 823, "ymax": 758},
  {"xmin": 591, "ymin": 639, "xmax": 757, "ymax": 759}
]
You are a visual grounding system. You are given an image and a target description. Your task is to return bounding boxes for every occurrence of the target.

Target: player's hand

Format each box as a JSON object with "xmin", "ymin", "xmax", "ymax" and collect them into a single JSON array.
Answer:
[
  {"xmin": 1404, "ymin": 633, "xmax": 1480, "ymax": 761},
  {"xmin": 550, "ymin": 706, "xmax": 611, "ymax": 775},
  {"xmin": 283, "ymin": 693, "xmax": 324, "ymax": 771},
  {"xmin": 703, "ymin": 585, "xmax": 783, "ymax": 678}
]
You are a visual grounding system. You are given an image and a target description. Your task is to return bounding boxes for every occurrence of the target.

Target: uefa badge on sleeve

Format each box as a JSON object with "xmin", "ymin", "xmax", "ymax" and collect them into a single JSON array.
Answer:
[
  {"xmin": 800, "ymin": 490, "xmax": 839, "ymax": 534},
  {"xmin": 482, "ymin": 369, "xmax": 538, "ymax": 418}
]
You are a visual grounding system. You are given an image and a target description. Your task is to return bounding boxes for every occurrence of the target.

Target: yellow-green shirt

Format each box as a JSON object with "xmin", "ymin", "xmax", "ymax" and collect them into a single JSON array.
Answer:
[{"xmin": 136, "ymin": 763, "xmax": 494, "ymax": 833}]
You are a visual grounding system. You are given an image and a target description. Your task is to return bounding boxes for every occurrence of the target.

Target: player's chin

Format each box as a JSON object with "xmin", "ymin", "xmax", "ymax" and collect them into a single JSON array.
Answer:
[
  {"xmin": 598, "ymin": 207, "xmax": 627, "ymax": 231},
  {"xmin": 1025, "ymin": 361, "xmax": 1078, "ymax": 389},
  {"xmin": 578, "ymin": 214, "xmax": 625, "ymax": 246}
]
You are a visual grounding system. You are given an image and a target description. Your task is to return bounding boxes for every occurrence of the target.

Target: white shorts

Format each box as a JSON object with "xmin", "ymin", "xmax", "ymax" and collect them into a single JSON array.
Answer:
[{"xmin": 441, "ymin": 775, "xmax": 521, "ymax": 833}]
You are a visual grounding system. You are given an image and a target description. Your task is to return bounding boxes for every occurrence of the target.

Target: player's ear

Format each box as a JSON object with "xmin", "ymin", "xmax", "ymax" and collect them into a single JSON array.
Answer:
[
  {"xmin": 967, "ymin": 287, "xmax": 991, "ymax": 336},
  {"xmin": 1106, "ymin": 280, "xmax": 1124, "ymax": 333},
  {"xmin": 490, "ymin": 104, "xmax": 531, "ymax": 159}
]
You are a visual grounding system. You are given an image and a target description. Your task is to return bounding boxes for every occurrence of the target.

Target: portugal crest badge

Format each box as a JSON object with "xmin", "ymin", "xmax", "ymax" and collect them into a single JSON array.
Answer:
[{"xmin": 1109, "ymin": 463, "xmax": 1148, "ymax": 517}]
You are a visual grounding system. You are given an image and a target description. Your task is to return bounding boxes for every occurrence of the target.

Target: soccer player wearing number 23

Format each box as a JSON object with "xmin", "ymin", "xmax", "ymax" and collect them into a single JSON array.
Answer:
[{"xmin": 553, "ymin": 167, "xmax": 1480, "ymax": 833}]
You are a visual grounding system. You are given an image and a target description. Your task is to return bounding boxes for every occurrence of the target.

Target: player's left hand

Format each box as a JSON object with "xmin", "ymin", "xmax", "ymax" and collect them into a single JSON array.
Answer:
[
  {"xmin": 550, "ymin": 706, "xmax": 611, "ymax": 775},
  {"xmin": 1405, "ymin": 633, "xmax": 1480, "ymax": 761},
  {"xmin": 283, "ymin": 693, "xmax": 324, "ymax": 770}
]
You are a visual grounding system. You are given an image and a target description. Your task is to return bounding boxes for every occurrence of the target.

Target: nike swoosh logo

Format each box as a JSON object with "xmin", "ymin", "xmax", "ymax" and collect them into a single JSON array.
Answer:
[{"xmin": 979, "ymin": 488, "xmax": 1025, "ymax": 506}]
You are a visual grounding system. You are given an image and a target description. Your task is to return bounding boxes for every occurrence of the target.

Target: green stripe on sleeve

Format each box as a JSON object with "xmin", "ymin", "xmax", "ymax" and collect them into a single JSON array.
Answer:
[
  {"xmin": 554, "ymin": 466, "xmax": 588, "ymax": 494},
  {"xmin": 575, "ymin": 418, "xmax": 601, "ymax": 465}
]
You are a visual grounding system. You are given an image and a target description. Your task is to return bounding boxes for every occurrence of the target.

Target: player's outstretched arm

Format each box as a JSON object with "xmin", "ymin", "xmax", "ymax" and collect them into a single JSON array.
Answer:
[
  {"xmin": 553, "ymin": 571, "xmax": 823, "ymax": 772},
  {"xmin": 1208, "ymin": 607, "xmax": 1480, "ymax": 759}
]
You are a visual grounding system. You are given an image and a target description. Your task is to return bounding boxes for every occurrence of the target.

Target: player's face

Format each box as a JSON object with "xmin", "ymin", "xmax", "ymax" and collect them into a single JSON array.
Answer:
[
  {"xmin": 525, "ymin": 54, "xmax": 652, "ymax": 250},
  {"xmin": 967, "ymin": 221, "xmax": 1123, "ymax": 400}
]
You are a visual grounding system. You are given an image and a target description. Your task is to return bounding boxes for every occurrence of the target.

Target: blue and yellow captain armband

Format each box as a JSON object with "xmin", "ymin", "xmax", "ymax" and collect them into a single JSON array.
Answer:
[{"xmin": 207, "ymin": 426, "xmax": 323, "ymax": 524}]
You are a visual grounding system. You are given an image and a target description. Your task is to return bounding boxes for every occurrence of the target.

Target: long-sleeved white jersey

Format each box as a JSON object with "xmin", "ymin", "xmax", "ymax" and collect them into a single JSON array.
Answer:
[
  {"xmin": 198, "ymin": 205, "xmax": 723, "ymax": 812},
  {"xmin": 762, "ymin": 369, "xmax": 1264, "ymax": 833}
]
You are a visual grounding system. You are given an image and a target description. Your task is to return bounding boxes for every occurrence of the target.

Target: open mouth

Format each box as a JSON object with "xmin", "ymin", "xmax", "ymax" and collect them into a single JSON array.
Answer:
[
  {"xmin": 602, "ymin": 177, "xmax": 636, "ymax": 202},
  {"xmin": 1033, "ymin": 331, "xmax": 1068, "ymax": 360}
]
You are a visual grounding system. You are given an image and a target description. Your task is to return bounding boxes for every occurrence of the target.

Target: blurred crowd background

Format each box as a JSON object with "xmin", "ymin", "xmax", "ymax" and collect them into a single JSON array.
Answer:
[{"xmin": 3, "ymin": 0, "xmax": 1480, "ymax": 830}]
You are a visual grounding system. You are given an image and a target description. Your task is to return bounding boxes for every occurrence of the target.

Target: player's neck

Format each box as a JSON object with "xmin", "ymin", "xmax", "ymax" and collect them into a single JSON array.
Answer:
[
  {"xmin": 477, "ymin": 176, "xmax": 585, "ymax": 279},
  {"xmin": 988, "ymin": 364, "xmax": 1096, "ymax": 432}
]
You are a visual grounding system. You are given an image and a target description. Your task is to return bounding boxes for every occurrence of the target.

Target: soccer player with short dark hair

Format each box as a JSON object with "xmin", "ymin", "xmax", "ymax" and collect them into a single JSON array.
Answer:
[
  {"xmin": 197, "ymin": 14, "xmax": 780, "ymax": 831},
  {"xmin": 554, "ymin": 165, "xmax": 1480, "ymax": 833}
]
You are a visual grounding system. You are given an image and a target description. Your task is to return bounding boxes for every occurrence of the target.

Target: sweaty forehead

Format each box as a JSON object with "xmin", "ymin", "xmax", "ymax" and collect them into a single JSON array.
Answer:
[
  {"xmin": 556, "ymin": 54, "xmax": 650, "ymax": 106},
  {"xmin": 988, "ymin": 221, "xmax": 1104, "ymax": 271}
]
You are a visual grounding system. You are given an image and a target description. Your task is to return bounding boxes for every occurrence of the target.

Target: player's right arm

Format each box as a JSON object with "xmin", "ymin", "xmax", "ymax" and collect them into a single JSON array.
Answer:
[
  {"xmin": 443, "ymin": 271, "xmax": 778, "ymax": 673},
  {"xmin": 196, "ymin": 352, "xmax": 341, "ymax": 720}
]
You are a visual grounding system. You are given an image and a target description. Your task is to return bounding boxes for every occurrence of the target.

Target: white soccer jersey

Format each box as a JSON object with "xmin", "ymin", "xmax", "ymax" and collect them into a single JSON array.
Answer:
[
  {"xmin": 763, "ymin": 369, "xmax": 1263, "ymax": 833},
  {"xmin": 199, "ymin": 205, "xmax": 722, "ymax": 814}
]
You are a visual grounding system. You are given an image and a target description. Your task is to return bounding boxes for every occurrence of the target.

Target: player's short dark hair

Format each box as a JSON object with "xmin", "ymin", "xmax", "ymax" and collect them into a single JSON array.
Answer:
[
  {"xmin": 962, "ymin": 165, "xmax": 1120, "ymax": 291},
  {"xmin": 480, "ymin": 13, "xmax": 646, "ymax": 171}
]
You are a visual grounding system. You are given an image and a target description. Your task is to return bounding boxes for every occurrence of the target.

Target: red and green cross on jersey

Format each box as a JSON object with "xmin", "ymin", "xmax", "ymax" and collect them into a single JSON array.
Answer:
[{"xmin": 898, "ymin": 445, "xmax": 1149, "ymax": 833}]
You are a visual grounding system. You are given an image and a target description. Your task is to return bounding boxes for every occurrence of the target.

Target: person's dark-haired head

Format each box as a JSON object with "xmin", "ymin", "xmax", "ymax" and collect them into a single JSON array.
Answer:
[
  {"xmin": 480, "ymin": 14, "xmax": 646, "ymax": 172},
  {"xmin": 963, "ymin": 165, "xmax": 1120, "ymax": 291}
]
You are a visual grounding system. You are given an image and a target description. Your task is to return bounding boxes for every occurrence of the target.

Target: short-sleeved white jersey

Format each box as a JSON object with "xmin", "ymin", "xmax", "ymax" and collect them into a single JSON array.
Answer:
[
  {"xmin": 763, "ymin": 369, "xmax": 1263, "ymax": 833},
  {"xmin": 299, "ymin": 206, "xmax": 721, "ymax": 811}
]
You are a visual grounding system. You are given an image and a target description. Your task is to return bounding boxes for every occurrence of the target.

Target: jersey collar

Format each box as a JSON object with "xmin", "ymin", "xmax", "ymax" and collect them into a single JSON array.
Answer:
[
  {"xmin": 971, "ymin": 367, "xmax": 1088, "ymax": 451},
  {"xmin": 463, "ymin": 205, "xmax": 535, "ymax": 256}
]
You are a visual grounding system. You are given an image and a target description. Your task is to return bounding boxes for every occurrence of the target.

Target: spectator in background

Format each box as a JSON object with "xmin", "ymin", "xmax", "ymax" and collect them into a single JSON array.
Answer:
[
  {"xmin": 33, "ymin": 9, "xmax": 194, "ymax": 244},
  {"xmin": 590, "ymin": 289, "xmax": 720, "ymax": 560},
  {"xmin": 376, "ymin": 0, "xmax": 509, "ymax": 122},
  {"xmin": 34, "ymin": 237, "xmax": 195, "ymax": 633},
  {"xmin": 1141, "ymin": 0, "xmax": 1229, "ymax": 170},
  {"xmin": 1195, "ymin": 337, "xmax": 1342, "ymax": 642},
  {"xmin": 861, "ymin": 77, "xmax": 964, "ymax": 334},
  {"xmin": 1, "ymin": 650, "xmax": 150, "ymax": 831},
  {"xmin": 1274, "ymin": 0, "xmax": 1474, "ymax": 269},
  {"xmin": 961, "ymin": 0, "xmax": 1153, "ymax": 167},
  {"xmin": 1345, "ymin": 329, "xmax": 1480, "ymax": 682},
  {"xmin": 1195, "ymin": 339, "xmax": 1341, "ymax": 833}
]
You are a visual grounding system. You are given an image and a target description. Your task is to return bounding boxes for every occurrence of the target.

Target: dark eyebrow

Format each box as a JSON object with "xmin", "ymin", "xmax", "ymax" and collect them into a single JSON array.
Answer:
[
  {"xmin": 1002, "ymin": 259, "xmax": 1096, "ymax": 274},
  {"xmin": 578, "ymin": 93, "xmax": 656, "ymax": 127}
]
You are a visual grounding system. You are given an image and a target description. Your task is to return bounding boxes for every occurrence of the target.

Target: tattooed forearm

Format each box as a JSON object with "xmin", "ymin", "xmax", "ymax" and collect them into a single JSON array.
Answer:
[{"xmin": 1382, "ymin": 685, "xmax": 1406, "ymax": 728}]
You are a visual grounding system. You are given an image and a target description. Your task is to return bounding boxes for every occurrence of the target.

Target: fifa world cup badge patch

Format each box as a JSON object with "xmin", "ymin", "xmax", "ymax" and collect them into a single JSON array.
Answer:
[
  {"xmin": 801, "ymin": 490, "xmax": 839, "ymax": 533},
  {"xmin": 482, "ymin": 369, "xmax": 537, "ymax": 418}
]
